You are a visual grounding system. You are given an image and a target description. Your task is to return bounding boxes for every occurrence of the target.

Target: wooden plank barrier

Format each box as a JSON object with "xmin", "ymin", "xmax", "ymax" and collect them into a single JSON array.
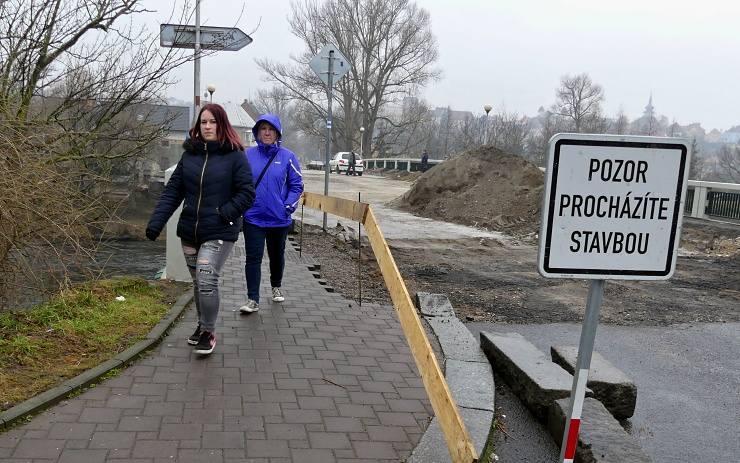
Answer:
[{"xmin": 299, "ymin": 192, "xmax": 478, "ymax": 463}]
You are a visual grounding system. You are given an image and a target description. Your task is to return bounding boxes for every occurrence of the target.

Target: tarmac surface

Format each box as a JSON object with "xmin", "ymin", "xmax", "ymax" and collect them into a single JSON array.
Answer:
[{"xmin": 0, "ymin": 235, "xmax": 482, "ymax": 463}]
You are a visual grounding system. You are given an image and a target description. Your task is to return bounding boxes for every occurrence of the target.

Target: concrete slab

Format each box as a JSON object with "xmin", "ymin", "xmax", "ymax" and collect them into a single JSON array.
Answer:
[
  {"xmin": 415, "ymin": 292, "xmax": 495, "ymax": 461},
  {"xmin": 416, "ymin": 291, "xmax": 456, "ymax": 317},
  {"xmin": 480, "ymin": 331, "xmax": 590, "ymax": 421},
  {"xmin": 548, "ymin": 397, "xmax": 653, "ymax": 463},
  {"xmin": 551, "ymin": 346, "xmax": 637, "ymax": 419},
  {"xmin": 426, "ymin": 317, "xmax": 490, "ymax": 363},
  {"xmin": 444, "ymin": 359, "xmax": 495, "ymax": 412},
  {"xmin": 407, "ymin": 407, "xmax": 494, "ymax": 463}
]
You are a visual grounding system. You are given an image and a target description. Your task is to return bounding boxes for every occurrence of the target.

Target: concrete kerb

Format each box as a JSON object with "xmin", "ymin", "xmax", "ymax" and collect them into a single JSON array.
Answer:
[
  {"xmin": 407, "ymin": 292, "xmax": 495, "ymax": 463},
  {"xmin": 0, "ymin": 289, "xmax": 194, "ymax": 431},
  {"xmin": 480, "ymin": 331, "xmax": 653, "ymax": 462}
]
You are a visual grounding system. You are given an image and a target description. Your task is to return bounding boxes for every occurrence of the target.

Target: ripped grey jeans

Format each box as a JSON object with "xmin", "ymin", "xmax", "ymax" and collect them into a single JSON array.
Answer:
[{"xmin": 181, "ymin": 239, "xmax": 235, "ymax": 334}]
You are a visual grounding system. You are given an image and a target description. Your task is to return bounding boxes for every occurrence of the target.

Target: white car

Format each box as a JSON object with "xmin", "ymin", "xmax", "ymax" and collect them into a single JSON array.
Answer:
[{"xmin": 329, "ymin": 152, "xmax": 364, "ymax": 175}]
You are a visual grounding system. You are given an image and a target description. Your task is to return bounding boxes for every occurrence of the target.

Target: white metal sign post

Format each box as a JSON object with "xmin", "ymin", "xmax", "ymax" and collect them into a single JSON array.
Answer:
[
  {"xmin": 537, "ymin": 133, "xmax": 690, "ymax": 463},
  {"xmin": 309, "ymin": 43, "xmax": 351, "ymax": 231}
]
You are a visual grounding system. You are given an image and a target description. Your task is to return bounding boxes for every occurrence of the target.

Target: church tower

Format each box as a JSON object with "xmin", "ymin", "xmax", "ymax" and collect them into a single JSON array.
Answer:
[{"xmin": 643, "ymin": 93, "xmax": 655, "ymax": 119}]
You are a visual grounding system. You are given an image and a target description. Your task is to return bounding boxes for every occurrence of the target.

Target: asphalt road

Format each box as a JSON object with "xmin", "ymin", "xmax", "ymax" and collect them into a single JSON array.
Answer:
[
  {"xmin": 300, "ymin": 170, "xmax": 504, "ymax": 242},
  {"xmin": 301, "ymin": 169, "xmax": 740, "ymax": 463}
]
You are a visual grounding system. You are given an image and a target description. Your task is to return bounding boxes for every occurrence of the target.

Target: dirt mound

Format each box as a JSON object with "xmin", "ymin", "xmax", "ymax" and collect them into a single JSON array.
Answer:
[{"xmin": 391, "ymin": 146, "xmax": 544, "ymax": 237}]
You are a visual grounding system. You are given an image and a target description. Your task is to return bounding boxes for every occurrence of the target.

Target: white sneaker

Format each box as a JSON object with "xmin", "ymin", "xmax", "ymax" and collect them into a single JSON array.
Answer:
[
  {"xmin": 271, "ymin": 287, "xmax": 285, "ymax": 302},
  {"xmin": 239, "ymin": 299, "xmax": 259, "ymax": 313}
]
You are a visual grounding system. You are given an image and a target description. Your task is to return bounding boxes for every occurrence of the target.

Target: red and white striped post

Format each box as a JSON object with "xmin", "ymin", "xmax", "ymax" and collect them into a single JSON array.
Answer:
[{"xmin": 560, "ymin": 279, "xmax": 604, "ymax": 462}]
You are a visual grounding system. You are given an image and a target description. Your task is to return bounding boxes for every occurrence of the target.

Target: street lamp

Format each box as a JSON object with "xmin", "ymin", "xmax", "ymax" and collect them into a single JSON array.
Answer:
[
  {"xmin": 483, "ymin": 103, "xmax": 492, "ymax": 145},
  {"xmin": 207, "ymin": 83, "xmax": 216, "ymax": 102},
  {"xmin": 359, "ymin": 126, "xmax": 365, "ymax": 156}
]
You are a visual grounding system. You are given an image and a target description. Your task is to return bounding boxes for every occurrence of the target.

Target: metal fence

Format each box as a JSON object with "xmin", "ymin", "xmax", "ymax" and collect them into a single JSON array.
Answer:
[
  {"xmin": 706, "ymin": 191, "xmax": 740, "ymax": 220},
  {"xmin": 684, "ymin": 188, "xmax": 695, "ymax": 214},
  {"xmin": 686, "ymin": 181, "xmax": 740, "ymax": 221}
]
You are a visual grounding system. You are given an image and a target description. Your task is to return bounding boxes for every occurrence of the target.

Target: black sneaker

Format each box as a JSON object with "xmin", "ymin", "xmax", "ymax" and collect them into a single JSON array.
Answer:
[
  {"xmin": 188, "ymin": 325, "xmax": 201, "ymax": 345},
  {"xmin": 193, "ymin": 330, "xmax": 216, "ymax": 354}
]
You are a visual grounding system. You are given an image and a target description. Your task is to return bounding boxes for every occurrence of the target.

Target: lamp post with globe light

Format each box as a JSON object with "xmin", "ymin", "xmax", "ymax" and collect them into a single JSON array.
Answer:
[
  {"xmin": 359, "ymin": 126, "xmax": 365, "ymax": 156},
  {"xmin": 484, "ymin": 103, "xmax": 492, "ymax": 145},
  {"xmin": 207, "ymin": 84, "xmax": 216, "ymax": 102}
]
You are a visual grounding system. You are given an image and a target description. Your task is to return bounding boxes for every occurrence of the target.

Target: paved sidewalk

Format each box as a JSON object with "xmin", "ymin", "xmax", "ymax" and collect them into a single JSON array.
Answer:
[{"xmin": 0, "ymin": 237, "xmax": 436, "ymax": 462}]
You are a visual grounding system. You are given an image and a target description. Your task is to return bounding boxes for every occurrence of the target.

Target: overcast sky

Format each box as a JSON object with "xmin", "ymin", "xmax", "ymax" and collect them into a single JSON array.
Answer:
[{"xmin": 143, "ymin": 0, "xmax": 739, "ymax": 132}]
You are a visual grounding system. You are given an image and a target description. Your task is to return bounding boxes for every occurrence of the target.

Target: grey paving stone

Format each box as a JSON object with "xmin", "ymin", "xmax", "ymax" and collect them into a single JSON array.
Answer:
[
  {"xmin": 551, "ymin": 345, "xmax": 638, "ymax": 419},
  {"xmin": 480, "ymin": 330, "xmax": 587, "ymax": 421},
  {"xmin": 548, "ymin": 397, "xmax": 653, "ymax": 463}
]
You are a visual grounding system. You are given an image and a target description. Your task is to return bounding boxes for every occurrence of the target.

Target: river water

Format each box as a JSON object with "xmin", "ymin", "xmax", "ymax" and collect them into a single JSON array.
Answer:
[
  {"xmin": 3, "ymin": 240, "xmax": 168, "ymax": 311},
  {"xmin": 95, "ymin": 239, "xmax": 168, "ymax": 280}
]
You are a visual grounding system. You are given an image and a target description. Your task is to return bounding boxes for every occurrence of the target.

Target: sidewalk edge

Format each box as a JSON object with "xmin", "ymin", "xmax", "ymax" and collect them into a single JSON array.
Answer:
[{"xmin": 0, "ymin": 289, "xmax": 194, "ymax": 431}]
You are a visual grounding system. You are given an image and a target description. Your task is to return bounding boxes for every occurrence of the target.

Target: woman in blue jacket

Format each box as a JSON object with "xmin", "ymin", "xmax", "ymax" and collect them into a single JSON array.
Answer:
[
  {"xmin": 146, "ymin": 104, "xmax": 255, "ymax": 355},
  {"xmin": 239, "ymin": 115, "xmax": 303, "ymax": 313}
]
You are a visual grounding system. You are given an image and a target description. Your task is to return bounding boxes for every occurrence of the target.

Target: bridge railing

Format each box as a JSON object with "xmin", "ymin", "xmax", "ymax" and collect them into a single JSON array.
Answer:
[
  {"xmin": 364, "ymin": 157, "xmax": 443, "ymax": 172},
  {"xmin": 686, "ymin": 180, "xmax": 740, "ymax": 221}
]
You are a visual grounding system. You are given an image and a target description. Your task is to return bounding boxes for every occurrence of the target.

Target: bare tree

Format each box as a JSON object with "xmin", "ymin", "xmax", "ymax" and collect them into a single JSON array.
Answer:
[
  {"xmin": 667, "ymin": 120, "xmax": 681, "ymax": 137},
  {"xmin": 427, "ymin": 106, "xmax": 455, "ymax": 159},
  {"xmin": 450, "ymin": 113, "xmax": 481, "ymax": 153},
  {"xmin": 689, "ymin": 137, "xmax": 703, "ymax": 180},
  {"xmin": 372, "ymin": 98, "xmax": 435, "ymax": 157},
  {"xmin": 717, "ymin": 144, "xmax": 740, "ymax": 183},
  {"xmin": 256, "ymin": 0, "xmax": 442, "ymax": 158},
  {"xmin": 0, "ymin": 0, "xmax": 192, "ymax": 308},
  {"xmin": 253, "ymin": 86, "xmax": 295, "ymax": 129},
  {"xmin": 611, "ymin": 107, "xmax": 631, "ymax": 135},
  {"xmin": 525, "ymin": 112, "xmax": 568, "ymax": 167},
  {"xmin": 487, "ymin": 107, "xmax": 530, "ymax": 157},
  {"xmin": 551, "ymin": 73, "xmax": 605, "ymax": 133},
  {"xmin": 639, "ymin": 115, "xmax": 660, "ymax": 136}
]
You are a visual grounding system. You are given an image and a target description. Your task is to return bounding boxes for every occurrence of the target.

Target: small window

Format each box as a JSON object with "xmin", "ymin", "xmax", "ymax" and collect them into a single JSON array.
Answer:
[{"xmin": 161, "ymin": 140, "xmax": 170, "ymax": 148}]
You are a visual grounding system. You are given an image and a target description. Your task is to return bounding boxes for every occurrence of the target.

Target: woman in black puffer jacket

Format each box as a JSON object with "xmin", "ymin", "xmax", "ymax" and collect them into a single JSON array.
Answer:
[{"xmin": 146, "ymin": 104, "xmax": 255, "ymax": 355}]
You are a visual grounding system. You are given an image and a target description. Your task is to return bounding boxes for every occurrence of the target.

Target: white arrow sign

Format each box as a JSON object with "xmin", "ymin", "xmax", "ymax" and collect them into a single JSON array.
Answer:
[
  {"xmin": 160, "ymin": 24, "xmax": 253, "ymax": 51},
  {"xmin": 309, "ymin": 43, "xmax": 352, "ymax": 88}
]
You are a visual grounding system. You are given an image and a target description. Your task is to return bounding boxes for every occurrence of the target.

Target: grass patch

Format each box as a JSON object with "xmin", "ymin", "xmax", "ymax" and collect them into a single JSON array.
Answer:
[{"xmin": 0, "ymin": 276, "xmax": 190, "ymax": 412}]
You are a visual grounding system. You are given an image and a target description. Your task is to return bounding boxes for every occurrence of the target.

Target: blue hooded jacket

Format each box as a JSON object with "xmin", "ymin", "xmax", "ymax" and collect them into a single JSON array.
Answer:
[{"xmin": 244, "ymin": 115, "xmax": 304, "ymax": 227}]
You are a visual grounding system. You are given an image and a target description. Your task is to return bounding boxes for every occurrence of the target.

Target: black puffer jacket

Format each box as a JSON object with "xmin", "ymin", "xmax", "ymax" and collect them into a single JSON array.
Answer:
[{"xmin": 146, "ymin": 139, "xmax": 255, "ymax": 243}]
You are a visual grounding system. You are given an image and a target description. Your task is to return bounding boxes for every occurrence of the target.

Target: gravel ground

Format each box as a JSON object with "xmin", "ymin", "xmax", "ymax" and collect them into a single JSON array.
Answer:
[{"xmin": 293, "ymin": 223, "xmax": 393, "ymax": 306}]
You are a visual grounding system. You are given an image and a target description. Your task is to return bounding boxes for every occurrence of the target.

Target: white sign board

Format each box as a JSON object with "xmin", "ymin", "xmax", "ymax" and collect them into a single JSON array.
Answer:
[
  {"xmin": 309, "ymin": 43, "xmax": 352, "ymax": 88},
  {"xmin": 160, "ymin": 24, "xmax": 253, "ymax": 51},
  {"xmin": 538, "ymin": 134, "xmax": 690, "ymax": 280}
]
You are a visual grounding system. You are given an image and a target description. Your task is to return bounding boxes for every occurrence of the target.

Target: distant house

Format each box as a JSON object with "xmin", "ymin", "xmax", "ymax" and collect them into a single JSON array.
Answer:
[
  {"xmin": 240, "ymin": 99, "xmax": 261, "ymax": 123},
  {"xmin": 429, "ymin": 106, "xmax": 473, "ymax": 122},
  {"xmin": 719, "ymin": 131, "xmax": 740, "ymax": 144},
  {"xmin": 137, "ymin": 104, "xmax": 191, "ymax": 183},
  {"xmin": 221, "ymin": 101, "xmax": 257, "ymax": 147},
  {"xmin": 705, "ymin": 129, "xmax": 722, "ymax": 144}
]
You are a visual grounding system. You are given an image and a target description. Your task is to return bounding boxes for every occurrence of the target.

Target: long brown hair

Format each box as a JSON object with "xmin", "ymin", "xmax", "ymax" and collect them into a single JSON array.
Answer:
[{"xmin": 189, "ymin": 103, "xmax": 245, "ymax": 151}]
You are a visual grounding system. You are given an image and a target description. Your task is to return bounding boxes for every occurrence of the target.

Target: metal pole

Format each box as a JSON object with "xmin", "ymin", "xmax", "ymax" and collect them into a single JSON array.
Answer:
[
  {"xmin": 299, "ymin": 204, "xmax": 304, "ymax": 259},
  {"xmin": 484, "ymin": 112, "xmax": 490, "ymax": 145},
  {"xmin": 358, "ymin": 192, "xmax": 362, "ymax": 306},
  {"xmin": 193, "ymin": 0, "xmax": 202, "ymax": 125},
  {"xmin": 559, "ymin": 279, "xmax": 605, "ymax": 463},
  {"xmin": 322, "ymin": 50, "xmax": 334, "ymax": 232}
]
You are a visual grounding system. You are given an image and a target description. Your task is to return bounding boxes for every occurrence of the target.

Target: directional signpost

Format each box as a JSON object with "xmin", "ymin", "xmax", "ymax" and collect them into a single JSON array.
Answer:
[
  {"xmin": 538, "ymin": 133, "xmax": 690, "ymax": 463},
  {"xmin": 160, "ymin": 24, "xmax": 253, "ymax": 51},
  {"xmin": 159, "ymin": 1, "xmax": 253, "ymax": 125},
  {"xmin": 309, "ymin": 43, "xmax": 352, "ymax": 231}
]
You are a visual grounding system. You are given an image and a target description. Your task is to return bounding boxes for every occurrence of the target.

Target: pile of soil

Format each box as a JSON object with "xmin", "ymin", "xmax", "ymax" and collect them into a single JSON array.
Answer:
[
  {"xmin": 391, "ymin": 146, "xmax": 544, "ymax": 238},
  {"xmin": 390, "ymin": 145, "xmax": 740, "ymax": 257}
]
